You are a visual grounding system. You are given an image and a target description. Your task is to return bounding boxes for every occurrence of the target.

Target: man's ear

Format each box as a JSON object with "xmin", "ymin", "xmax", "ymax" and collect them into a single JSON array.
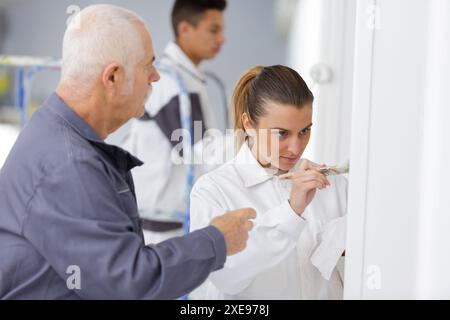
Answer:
[
  {"xmin": 102, "ymin": 63, "xmax": 123, "ymax": 92},
  {"xmin": 177, "ymin": 21, "xmax": 191, "ymax": 38}
]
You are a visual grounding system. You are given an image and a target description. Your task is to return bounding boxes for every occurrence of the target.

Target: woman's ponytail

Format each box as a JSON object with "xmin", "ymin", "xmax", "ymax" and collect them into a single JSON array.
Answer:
[{"xmin": 231, "ymin": 66, "xmax": 263, "ymax": 151}]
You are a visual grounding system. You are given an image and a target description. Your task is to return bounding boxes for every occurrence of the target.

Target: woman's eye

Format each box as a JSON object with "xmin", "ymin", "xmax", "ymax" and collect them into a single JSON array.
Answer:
[
  {"xmin": 276, "ymin": 131, "xmax": 288, "ymax": 138},
  {"xmin": 299, "ymin": 127, "xmax": 311, "ymax": 136}
]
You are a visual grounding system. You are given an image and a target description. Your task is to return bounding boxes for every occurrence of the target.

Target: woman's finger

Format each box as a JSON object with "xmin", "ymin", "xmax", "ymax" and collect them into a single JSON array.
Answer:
[
  {"xmin": 299, "ymin": 159, "xmax": 313, "ymax": 171},
  {"xmin": 301, "ymin": 180, "xmax": 325, "ymax": 191},
  {"xmin": 292, "ymin": 171, "xmax": 330, "ymax": 186},
  {"xmin": 292, "ymin": 176, "xmax": 326, "ymax": 190}
]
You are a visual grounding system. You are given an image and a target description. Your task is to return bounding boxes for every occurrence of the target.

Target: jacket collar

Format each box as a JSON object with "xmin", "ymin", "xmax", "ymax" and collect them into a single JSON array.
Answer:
[
  {"xmin": 45, "ymin": 92, "xmax": 143, "ymax": 171},
  {"xmin": 162, "ymin": 41, "xmax": 206, "ymax": 82}
]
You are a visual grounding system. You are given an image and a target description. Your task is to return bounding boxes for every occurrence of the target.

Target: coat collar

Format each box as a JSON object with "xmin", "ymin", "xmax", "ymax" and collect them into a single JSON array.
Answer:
[{"xmin": 233, "ymin": 143, "xmax": 302, "ymax": 188}]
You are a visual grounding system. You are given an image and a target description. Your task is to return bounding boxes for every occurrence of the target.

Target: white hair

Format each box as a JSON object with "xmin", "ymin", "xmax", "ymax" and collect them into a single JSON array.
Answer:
[{"xmin": 61, "ymin": 4, "xmax": 146, "ymax": 97}]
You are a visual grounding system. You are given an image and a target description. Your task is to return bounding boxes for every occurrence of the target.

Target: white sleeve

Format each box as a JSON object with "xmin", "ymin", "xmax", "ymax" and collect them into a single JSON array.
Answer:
[
  {"xmin": 307, "ymin": 176, "xmax": 348, "ymax": 280},
  {"xmin": 309, "ymin": 215, "xmax": 346, "ymax": 280},
  {"xmin": 190, "ymin": 177, "xmax": 308, "ymax": 296}
]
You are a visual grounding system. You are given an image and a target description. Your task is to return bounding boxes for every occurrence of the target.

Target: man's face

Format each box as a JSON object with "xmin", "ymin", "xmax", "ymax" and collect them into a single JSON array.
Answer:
[
  {"xmin": 129, "ymin": 29, "xmax": 160, "ymax": 119},
  {"xmin": 184, "ymin": 9, "xmax": 225, "ymax": 60},
  {"xmin": 115, "ymin": 26, "xmax": 160, "ymax": 124}
]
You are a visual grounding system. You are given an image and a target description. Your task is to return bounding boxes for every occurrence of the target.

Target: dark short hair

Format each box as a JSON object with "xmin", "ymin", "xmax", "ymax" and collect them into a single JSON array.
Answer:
[{"xmin": 171, "ymin": 0, "xmax": 227, "ymax": 37}]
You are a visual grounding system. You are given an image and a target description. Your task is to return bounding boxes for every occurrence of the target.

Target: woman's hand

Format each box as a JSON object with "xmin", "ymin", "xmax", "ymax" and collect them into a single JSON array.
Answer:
[{"xmin": 288, "ymin": 159, "xmax": 330, "ymax": 216}]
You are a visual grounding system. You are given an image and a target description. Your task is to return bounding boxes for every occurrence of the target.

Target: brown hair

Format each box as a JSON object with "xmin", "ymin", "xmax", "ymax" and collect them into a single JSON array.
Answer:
[
  {"xmin": 171, "ymin": 0, "xmax": 227, "ymax": 37},
  {"xmin": 231, "ymin": 65, "xmax": 314, "ymax": 149}
]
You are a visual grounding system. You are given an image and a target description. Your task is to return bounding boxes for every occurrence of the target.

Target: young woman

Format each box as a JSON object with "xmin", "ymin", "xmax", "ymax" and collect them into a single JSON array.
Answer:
[{"xmin": 190, "ymin": 65, "xmax": 347, "ymax": 299}]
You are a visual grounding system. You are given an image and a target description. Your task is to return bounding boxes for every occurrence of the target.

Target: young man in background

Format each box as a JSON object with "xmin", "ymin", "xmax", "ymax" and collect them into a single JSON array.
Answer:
[{"xmin": 122, "ymin": 0, "xmax": 227, "ymax": 245}]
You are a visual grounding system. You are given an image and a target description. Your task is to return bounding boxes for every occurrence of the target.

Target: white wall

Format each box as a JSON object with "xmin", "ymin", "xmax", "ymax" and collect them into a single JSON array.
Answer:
[
  {"xmin": 345, "ymin": 0, "xmax": 450, "ymax": 299},
  {"xmin": 288, "ymin": 0, "xmax": 356, "ymax": 166},
  {"xmin": 416, "ymin": 0, "xmax": 450, "ymax": 299}
]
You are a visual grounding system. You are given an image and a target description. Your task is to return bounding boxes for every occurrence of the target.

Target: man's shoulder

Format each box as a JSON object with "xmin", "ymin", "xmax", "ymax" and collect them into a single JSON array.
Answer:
[{"xmin": 11, "ymin": 107, "xmax": 100, "ymax": 173}]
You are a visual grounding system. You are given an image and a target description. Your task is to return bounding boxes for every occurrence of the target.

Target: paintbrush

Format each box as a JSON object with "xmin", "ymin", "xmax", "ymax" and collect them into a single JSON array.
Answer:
[{"xmin": 278, "ymin": 160, "xmax": 349, "ymax": 180}]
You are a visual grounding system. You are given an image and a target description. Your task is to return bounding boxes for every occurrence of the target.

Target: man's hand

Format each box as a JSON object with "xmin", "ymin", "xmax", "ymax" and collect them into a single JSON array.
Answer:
[
  {"xmin": 289, "ymin": 159, "xmax": 330, "ymax": 216},
  {"xmin": 210, "ymin": 208, "xmax": 256, "ymax": 256}
]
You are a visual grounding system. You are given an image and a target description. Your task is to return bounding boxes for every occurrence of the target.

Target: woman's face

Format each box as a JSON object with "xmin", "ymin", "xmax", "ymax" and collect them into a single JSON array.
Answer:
[{"xmin": 243, "ymin": 102, "xmax": 313, "ymax": 171}]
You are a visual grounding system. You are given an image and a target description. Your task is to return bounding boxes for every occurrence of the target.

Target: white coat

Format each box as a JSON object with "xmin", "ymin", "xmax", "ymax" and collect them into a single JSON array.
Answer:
[{"xmin": 190, "ymin": 143, "xmax": 347, "ymax": 299}]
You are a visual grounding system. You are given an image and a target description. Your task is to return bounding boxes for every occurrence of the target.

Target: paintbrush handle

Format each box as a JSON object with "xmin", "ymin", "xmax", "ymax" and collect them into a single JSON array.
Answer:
[{"xmin": 278, "ymin": 167, "xmax": 334, "ymax": 180}]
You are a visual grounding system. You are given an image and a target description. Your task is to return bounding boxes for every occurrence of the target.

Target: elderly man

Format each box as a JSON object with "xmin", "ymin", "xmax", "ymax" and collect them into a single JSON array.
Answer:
[{"xmin": 0, "ymin": 4, "xmax": 255, "ymax": 299}]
